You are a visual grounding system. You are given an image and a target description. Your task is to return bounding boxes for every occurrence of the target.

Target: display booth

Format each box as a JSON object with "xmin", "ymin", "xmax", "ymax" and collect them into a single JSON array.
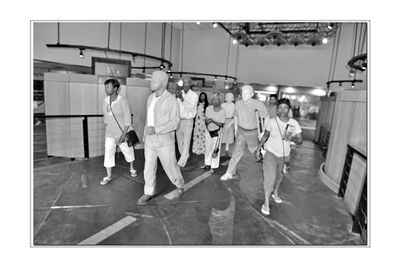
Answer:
[{"xmin": 44, "ymin": 73, "xmax": 150, "ymax": 159}]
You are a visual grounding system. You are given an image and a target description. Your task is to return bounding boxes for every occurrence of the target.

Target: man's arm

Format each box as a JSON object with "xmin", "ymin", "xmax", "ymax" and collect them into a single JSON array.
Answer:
[{"xmin": 179, "ymin": 92, "xmax": 198, "ymax": 118}]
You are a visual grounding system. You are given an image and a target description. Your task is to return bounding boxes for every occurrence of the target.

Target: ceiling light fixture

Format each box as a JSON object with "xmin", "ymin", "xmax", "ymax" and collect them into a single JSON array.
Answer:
[
  {"xmin": 212, "ymin": 23, "xmax": 218, "ymax": 28},
  {"xmin": 328, "ymin": 23, "xmax": 334, "ymax": 30},
  {"xmin": 214, "ymin": 76, "xmax": 217, "ymax": 81},
  {"xmin": 232, "ymin": 39, "xmax": 238, "ymax": 45},
  {"xmin": 196, "ymin": 22, "xmax": 201, "ymax": 25},
  {"xmin": 322, "ymin": 37, "xmax": 328, "ymax": 44},
  {"xmin": 79, "ymin": 49, "xmax": 84, "ymax": 58},
  {"xmin": 351, "ymin": 82, "xmax": 355, "ymax": 88}
]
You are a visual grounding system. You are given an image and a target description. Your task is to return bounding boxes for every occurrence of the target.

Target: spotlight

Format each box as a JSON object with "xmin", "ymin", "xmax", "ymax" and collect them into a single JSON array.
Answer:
[
  {"xmin": 196, "ymin": 22, "xmax": 201, "ymax": 25},
  {"xmin": 169, "ymin": 74, "xmax": 173, "ymax": 78},
  {"xmin": 328, "ymin": 23, "xmax": 334, "ymax": 30},
  {"xmin": 159, "ymin": 64, "xmax": 164, "ymax": 70},
  {"xmin": 167, "ymin": 68, "xmax": 171, "ymax": 73},
  {"xmin": 245, "ymin": 43, "xmax": 249, "ymax": 47},
  {"xmin": 225, "ymin": 84, "xmax": 229, "ymax": 90},
  {"xmin": 294, "ymin": 42, "xmax": 299, "ymax": 47},
  {"xmin": 142, "ymin": 67, "xmax": 146, "ymax": 73},
  {"xmin": 232, "ymin": 39, "xmax": 238, "ymax": 45},
  {"xmin": 177, "ymin": 79, "xmax": 183, "ymax": 86},
  {"xmin": 212, "ymin": 23, "xmax": 218, "ymax": 28},
  {"xmin": 260, "ymin": 42, "xmax": 265, "ymax": 47},
  {"xmin": 322, "ymin": 38, "xmax": 328, "ymax": 44},
  {"xmin": 351, "ymin": 82, "xmax": 355, "ymax": 88},
  {"xmin": 276, "ymin": 42, "xmax": 281, "ymax": 47},
  {"xmin": 79, "ymin": 49, "xmax": 84, "ymax": 58},
  {"xmin": 349, "ymin": 69, "xmax": 355, "ymax": 77},
  {"xmin": 224, "ymin": 77, "xmax": 227, "ymax": 82},
  {"xmin": 311, "ymin": 42, "xmax": 316, "ymax": 46},
  {"xmin": 339, "ymin": 82, "xmax": 342, "ymax": 86},
  {"xmin": 214, "ymin": 76, "xmax": 217, "ymax": 81},
  {"xmin": 233, "ymin": 79, "xmax": 237, "ymax": 84}
]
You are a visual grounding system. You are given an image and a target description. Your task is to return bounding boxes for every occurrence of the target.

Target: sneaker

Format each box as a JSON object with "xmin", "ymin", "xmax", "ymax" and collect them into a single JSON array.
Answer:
[
  {"xmin": 220, "ymin": 172, "xmax": 233, "ymax": 181},
  {"xmin": 130, "ymin": 169, "xmax": 137, "ymax": 177},
  {"xmin": 261, "ymin": 204, "xmax": 270, "ymax": 215},
  {"xmin": 200, "ymin": 165, "xmax": 211, "ymax": 170},
  {"xmin": 173, "ymin": 188, "xmax": 184, "ymax": 200},
  {"xmin": 100, "ymin": 177, "xmax": 112, "ymax": 185},
  {"xmin": 271, "ymin": 194, "xmax": 283, "ymax": 204},
  {"xmin": 136, "ymin": 194, "xmax": 152, "ymax": 205}
]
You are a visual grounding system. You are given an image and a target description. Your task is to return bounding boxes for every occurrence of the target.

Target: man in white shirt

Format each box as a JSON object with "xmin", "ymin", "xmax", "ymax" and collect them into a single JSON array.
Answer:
[
  {"xmin": 175, "ymin": 77, "xmax": 199, "ymax": 167},
  {"xmin": 136, "ymin": 71, "xmax": 185, "ymax": 205}
]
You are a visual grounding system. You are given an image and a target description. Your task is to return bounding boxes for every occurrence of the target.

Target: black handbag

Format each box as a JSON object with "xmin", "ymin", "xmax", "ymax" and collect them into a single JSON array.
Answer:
[
  {"xmin": 109, "ymin": 101, "xmax": 140, "ymax": 148},
  {"xmin": 209, "ymin": 129, "xmax": 220, "ymax": 138}
]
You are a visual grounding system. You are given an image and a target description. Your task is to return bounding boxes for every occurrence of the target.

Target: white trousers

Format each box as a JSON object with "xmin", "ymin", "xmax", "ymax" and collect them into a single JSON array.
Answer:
[
  {"xmin": 143, "ymin": 140, "xmax": 184, "ymax": 196},
  {"xmin": 176, "ymin": 118, "xmax": 194, "ymax": 167},
  {"xmin": 104, "ymin": 137, "xmax": 135, "ymax": 168},
  {"xmin": 204, "ymin": 131, "xmax": 222, "ymax": 169}
]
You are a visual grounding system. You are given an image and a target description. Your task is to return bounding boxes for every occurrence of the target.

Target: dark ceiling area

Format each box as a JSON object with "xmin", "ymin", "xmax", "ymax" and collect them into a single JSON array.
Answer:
[{"xmin": 219, "ymin": 22, "xmax": 340, "ymax": 47}]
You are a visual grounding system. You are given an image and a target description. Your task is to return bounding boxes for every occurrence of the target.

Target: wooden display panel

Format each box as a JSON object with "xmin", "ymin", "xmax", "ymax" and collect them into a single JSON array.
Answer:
[{"xmin": 344, "ymin": 154, "xmax": 367, "ymax": 214}]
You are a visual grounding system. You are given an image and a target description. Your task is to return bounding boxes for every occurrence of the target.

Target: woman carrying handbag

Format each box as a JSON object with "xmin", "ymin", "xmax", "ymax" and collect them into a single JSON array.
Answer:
[
  {"xmin": 100, "ymin": 79, "xmax": 137, "ymax": 185},
  {"xmin": 201, "ymin": 93, "xmax": 226, "ymax": 173}
]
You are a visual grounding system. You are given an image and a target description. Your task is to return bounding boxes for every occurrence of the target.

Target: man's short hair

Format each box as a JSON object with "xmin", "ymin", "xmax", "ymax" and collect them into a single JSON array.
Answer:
[
  {"xmin": 241, "ymin": 85, "xmax": 254, "ymax": 94},
  {"xmin": 277, "ymin": 98, "xmax": 292, "ymax": 109},
  {"xmin": 104, "ymin": 79, "xmax": 120, "ymax": 89}
]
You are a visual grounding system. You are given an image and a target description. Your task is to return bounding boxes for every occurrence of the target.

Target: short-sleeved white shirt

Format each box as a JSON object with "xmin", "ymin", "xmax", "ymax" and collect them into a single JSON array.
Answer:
[{"xmin": 264, "ymin": 117, "xmax": 302, "ymax": 157}]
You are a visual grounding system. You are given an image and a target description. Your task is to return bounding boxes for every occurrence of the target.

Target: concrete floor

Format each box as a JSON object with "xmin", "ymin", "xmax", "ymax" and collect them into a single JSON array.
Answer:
[{"xmin": 33, "ymin": 120, "xmax": 363, "ymax": 245}]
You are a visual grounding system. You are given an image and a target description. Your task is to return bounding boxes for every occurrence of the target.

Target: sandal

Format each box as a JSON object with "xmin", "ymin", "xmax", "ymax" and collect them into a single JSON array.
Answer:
[
  {"xmin": 130, "ymin": 169, "xmax": 137, "ymax": 177},
  {"xmin": 100, "ymin": 177, "xmax": 112, "ymax": 185},
  {"xmin": 271, "ymin": 194, "xmax": 283, "ymax": 203}
]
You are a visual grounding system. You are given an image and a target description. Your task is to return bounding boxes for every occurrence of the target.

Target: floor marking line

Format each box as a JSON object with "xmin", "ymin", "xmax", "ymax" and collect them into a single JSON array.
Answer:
[
  {"xmin": 164, "ymin": 160, "xmax": 229, "ymax": 200},
  {"xmin": 125, "ymin": 212, "xmax": 154, "ymax": 219},
  {"xmin": 50, "ymin": 204, "xmax": 107, "ymax": 210},
  {"xmin": 263, "ymin": 217, "xmax": 311, "ymax": 245},
  {"xmin": 34, "ymin": 174, "xmax": 74, "ymax": 239},
  {"xmin": 78, "ymin": 216, "xmax": 137, "ymax": 245}
]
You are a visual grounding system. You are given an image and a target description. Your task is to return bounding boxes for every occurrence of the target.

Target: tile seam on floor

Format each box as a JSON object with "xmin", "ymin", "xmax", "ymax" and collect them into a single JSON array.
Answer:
[
  {"xmin": 155, "ymin": 200, "xmax": 173, "ymax": 245},
  {"xmin": 34, "ymin": 173, "xmax": 74, "ymax": 241}
]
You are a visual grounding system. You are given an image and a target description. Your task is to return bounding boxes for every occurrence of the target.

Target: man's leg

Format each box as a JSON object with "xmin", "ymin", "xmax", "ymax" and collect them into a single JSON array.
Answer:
[
  {"xmin": 177, "ymin": 119, "xmax": 194, "ymax": 167},
  {"xmin": 176, "ymin": 121, "xmax": 184, "ymax": 155},
  {"xmin": 142, "ymin": 142, "xmax": 158, "ymax": 196},
  {"xmin": 262, "ymin": 150, "xmax": 278, "ymax": 211},
  {"xmin": 223, "ymin": 130, "xmax": 246, "ymax": 177},
  {"xmin": 158, "ymin": 143, "xmax": 185, "ymax": 190},
  {"xmin": 273, "ymin": 158, "xmax": 284, "ymax": 197}
]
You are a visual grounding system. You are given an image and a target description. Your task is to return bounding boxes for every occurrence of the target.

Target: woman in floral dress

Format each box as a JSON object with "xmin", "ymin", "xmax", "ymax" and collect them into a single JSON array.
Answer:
[{"xmin": 192, "ymin": 92, "xmax": 208, "ymax": 155}]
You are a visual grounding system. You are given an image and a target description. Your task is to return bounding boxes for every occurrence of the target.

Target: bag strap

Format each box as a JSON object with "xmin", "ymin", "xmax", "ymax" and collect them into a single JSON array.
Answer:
[
  {"xmin": 109, "ymin": 97, "xmax": 124, "ymax": 133},
  {"xmin": 275, "ymin": 117, "xmax": 287, "ymax": 162}
]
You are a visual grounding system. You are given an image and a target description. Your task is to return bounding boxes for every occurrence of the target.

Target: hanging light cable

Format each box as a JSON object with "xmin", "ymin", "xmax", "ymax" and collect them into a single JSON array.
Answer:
[
  {"xmin": 180, "ymin": 23, "xmax": 184, "ymax": 73},
  {"xmin": 143, "ymin": 23, "xmax": 148, "ymax": 73},
  {"xmin": 234, "ymin": 44, "xmax": 240, "ymax": 84},
  {"xmin": 327, "ymin": 26, "xmax": 338, "ymax": 84},
  {"xmin": 225, "ymin": 35, "xmax": 231, "ymax": 87},
  {"xmin": 169, "ymin": 22, "xmax": 173, "ymax": 74},
  {"xmin": 57, "ymin": 22, "xmax": 60, "ymax": 45},
  {"xmin": 160, "ymin": 22, "xmax": 166, "ymax": 69},
  {"xmin": 331, "ymin": 24, "xmax": 342, "ymax": 82},
  {"xmin": 107, "ymin": 22, "xmax": 111, "ymax": 50},
  {"xmin": 119, "ymin": 23, "xmax": 122, "ymax": 59}
]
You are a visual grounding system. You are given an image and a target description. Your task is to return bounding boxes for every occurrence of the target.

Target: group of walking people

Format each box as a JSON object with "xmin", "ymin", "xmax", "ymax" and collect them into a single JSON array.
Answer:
[{"xmin": 100, "ymin": 70, "xmax": 303, "ymax": 215}]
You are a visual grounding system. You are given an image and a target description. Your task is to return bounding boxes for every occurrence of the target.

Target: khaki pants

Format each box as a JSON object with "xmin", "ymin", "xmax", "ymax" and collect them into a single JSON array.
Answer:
[
  {"xmin": 176, "ymin": 118, "xmax": 194, "ymax": 167},
  {"xmin": 143, "ymin": 139, "xmax": 184, "ymax": 196},
  {"xmin": 226, "ymin": 128, "xmax": 259, "ymax": 175},
  {"xmin": 262, "ymin": 149, "xmax": 284, "ymax": 201}
]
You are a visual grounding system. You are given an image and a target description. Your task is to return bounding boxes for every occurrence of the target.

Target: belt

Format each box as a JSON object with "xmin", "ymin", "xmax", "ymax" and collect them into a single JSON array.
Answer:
[{"xmin": 239, "ymin": 126, "xmax": 257, "ymax": 131}]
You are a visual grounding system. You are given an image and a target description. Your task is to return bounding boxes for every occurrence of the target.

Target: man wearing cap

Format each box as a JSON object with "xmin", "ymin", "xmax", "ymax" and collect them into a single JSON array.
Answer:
[
  {"xmin": 137, "ymin": 71, "xmax": 185, "ymax": 205},
  {"xmin": 220, "ymin": 85, "xmax": 269, "ymax": 181},
  {"xmin": 175, "ymin": 77, "xmax": 199, "ymax": 167},
  {"xmin": 255, "ymin": 98, "xmax": 303, "ymax": 215}
]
